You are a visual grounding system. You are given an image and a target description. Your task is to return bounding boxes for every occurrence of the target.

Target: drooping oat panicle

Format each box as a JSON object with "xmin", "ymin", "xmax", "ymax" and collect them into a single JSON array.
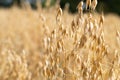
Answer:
[{"xmin": 1, "ymin": 0, "xmax": 120, "ymax": 79}]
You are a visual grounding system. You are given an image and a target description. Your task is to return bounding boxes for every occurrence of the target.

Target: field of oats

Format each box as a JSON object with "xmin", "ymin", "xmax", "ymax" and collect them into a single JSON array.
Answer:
[{"xmin": 0, "ymin": 2, "xmax": 120, "ymax": 80}]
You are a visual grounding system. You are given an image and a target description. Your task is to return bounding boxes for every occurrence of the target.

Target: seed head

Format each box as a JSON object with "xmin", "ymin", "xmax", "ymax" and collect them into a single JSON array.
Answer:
[
  {"xmin": 51, "ymin": 29, "xmax": 57, "ymax": 39},
  {"xmin": 49, "ymin": 46, "xmax": 54, "ymax": 53},
  {"xmin": 62, "ymin": 29, "xmax": 69, "ymax": 37},
  {"xmin": 71, "ymin": 19, "xmax": 76, "ymax": 33},
  {"xmin": 45, "ymin": 0, "xmax": 51, "ymax": 7},
  {"xmin": 114, "ymin": 50, "xmax": 118, "ymax": 59},
  {"xmin": 79, "ymin": 34, "xmax": 87, "ymax": 48},
  {"xmin": 65, "ymin": 3, "xmax": 70, "ymax": 12},
  {"xmin": 77, "ymin": 1, "xmax": 84, "ymax": 15},
  {"xmin": 58, "ymin": 8, "xmax": 63, "ymax": 16},
  {"xmin": 86, "ymin": 0, "xmax": 91, "ymax": 10},
  {"xmin": 57, "ymin": 40, "xmax": 63, "ymax": 52},
  {"xmin": 56, "ymin": 8, "xmax": 63, "ymax": 23},
  {"xmin": 116, "ymin": 31, "xmax": 120, "ymax": 37},
  {"xmin": 59, "ymin": 24, "xmax": 64, "ymax": 32},
  {"xmin": 91, "ymin": 0, "xmax": 98, "ymax": 10},
  {"xmin": 99, "ymin": 12, "xmax": 104, "ymax": 26},
  {"xmin": 116, "ymin": 30, "xmax": 120, "ymax": 47}
]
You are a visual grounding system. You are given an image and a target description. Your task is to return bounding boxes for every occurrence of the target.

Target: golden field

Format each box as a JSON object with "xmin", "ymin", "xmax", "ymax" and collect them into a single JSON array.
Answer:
[{"xmin": 0, "ymin": 3, "xmax": 120, "ymax": 80}]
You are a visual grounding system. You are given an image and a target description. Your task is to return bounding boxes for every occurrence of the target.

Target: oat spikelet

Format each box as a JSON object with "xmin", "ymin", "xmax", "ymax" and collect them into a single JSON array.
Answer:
[
  {"xmin": 56, "ymin": 8, "xmax": 63, "ymax": 23},
  {"xmin": 65, "ymin": 3, "xmax": 70, "ymax": 12},
  {"xmin": 23, "ymin": 0, "xmax": 31, "ymax": 10},
  {"xmin": 62, "ymin": 29, "xmax": 69, "ymax": 37},
  {"xmin": 91, "ymin": 0, "xmax": 98, "ymax": 10},
  {"xmin": 116, "ymin": 30, "xmax": 120, "ymax": 47},
  {"xmin": 99, "ymin": 12, "xmax": 104, "ymax": 26},
  {"xmin": 51, "ymin": 29, "xmax": 57, "ymax": 39},
  {"xmin": 36, "ymin": 0, "xmax": 42, "ymax": 11},
  {"xmin": 86, "ymin": 0, "xmax": 91, "ymax": 10},
  {"xmin": 77, "ymin": 1, "xmax": 83, "ymax": 16},
  {"xmin": 116, "ymin": 31, "xmax": 120, "ymax": 38},
  {"xmin": 55, "ymin": 0, "xmax": 60, "ymax": 9},
  {"xmin": 45, "ymin": 0, "xmax": 51, "ymax": 7},
  {"xmin": 79, "ymin": 34, "xmax": 87, "ymax": 48},
  {"xmin": 71, "ymin": 19, "xmax": 76, "ymax": 33}
]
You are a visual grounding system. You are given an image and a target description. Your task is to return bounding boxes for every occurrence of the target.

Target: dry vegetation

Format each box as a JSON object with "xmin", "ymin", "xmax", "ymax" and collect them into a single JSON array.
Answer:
[{"xmin": 0, "ymin": 0, "xmax": 120, "ymax": 80}]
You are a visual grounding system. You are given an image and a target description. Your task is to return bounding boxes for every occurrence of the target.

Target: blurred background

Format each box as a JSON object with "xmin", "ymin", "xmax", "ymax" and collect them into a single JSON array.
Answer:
[{"xmin": 0, "ymin": 0, "xmax": 120, "ymax": 15}]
